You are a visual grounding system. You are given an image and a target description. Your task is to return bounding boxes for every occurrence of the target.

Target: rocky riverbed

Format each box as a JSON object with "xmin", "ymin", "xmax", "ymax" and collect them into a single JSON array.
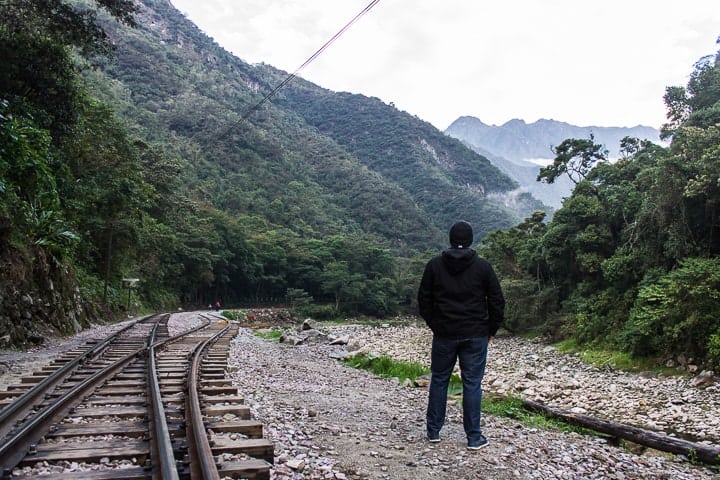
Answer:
[
  {"xmin": 339, "ymin": 323, "xmax": 720, "ymax": 444},
  {"xmin": 1, "ymin": 311, "xmax": 718, "ymax": 480},
  {"xmin": 227, "ymin": 314, "xmax": 719, "ymax": 480}
]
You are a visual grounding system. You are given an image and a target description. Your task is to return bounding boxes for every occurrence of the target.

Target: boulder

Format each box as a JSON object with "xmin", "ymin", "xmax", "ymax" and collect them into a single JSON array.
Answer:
[
  {"xmin": 690, "ymin": 370, "xmax": 716, "ymax": 388},
  {"xmin": 279, "ymin": 332, "xmax": 304, "ymax": 346},
  {"xmin": 329, "ymin": 335, "xmax": 350, "ymax": 345},
  {"xmin": 414, "ymin": 374, "xmax": 431, "ymax": 388},
  {"xmin": 301, "ymin": 328, "xmax": 327, "ymax": 343},
  {"xmin": 301, "ymin": 318, "xmax": 319, "ymax": 331}
]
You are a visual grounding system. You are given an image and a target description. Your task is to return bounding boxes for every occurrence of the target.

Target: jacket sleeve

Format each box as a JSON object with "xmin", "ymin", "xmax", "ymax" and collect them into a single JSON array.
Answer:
[
  {"xmin": 417, "ymin": 261, "xmax": 435, "ymax": 329},
  {"xmin": 485, "ymin": 264, "xmax": 505, "ymax": 337}
]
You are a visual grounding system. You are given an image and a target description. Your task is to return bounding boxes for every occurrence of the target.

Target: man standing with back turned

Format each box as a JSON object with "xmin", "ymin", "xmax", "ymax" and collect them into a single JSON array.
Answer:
[{"xmin": 417, "ymin": 220, "xmax": 505, "ymax": 450}]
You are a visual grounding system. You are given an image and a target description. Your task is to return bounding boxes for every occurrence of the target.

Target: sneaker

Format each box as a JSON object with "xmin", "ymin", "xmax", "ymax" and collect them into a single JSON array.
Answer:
[
  {"xmin": 427, "ymin": 433, "xmax": 441, "ymax": 443},
  {"xmin": 467, "ymin": 436, "xmax": 489, "ymax": 450}
]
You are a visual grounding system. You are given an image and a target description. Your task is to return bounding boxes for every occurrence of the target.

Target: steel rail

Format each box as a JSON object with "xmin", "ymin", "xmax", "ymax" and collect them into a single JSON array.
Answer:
[
  {"xmin": 0, "ymin": 314, "xmax": 215, "ymax": 474},
  {"xmin": 0, "ymin": 315, "xmax": 149, "ymax": 439},
  {"xmin": 0, "ymin": 312, "xmax": 203, "ymax": 439},
  {"xmin": 0, "ymin": 341, "xmax": 147, "ymax": 471},
  {"xmin": 0, "ymin": 314, "xmax": 182, "ymax": 472},
  {"xmin": 186, "ymin": 323, "xmax": 232, "ymax": 480},
  {"xmin": 148, "ymin": 317, "xmax": 181, "ymax": 480}
]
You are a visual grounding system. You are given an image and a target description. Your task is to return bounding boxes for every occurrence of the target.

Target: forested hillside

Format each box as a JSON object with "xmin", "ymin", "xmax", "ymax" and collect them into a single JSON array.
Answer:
[
  {"xmin": 479, "ymin": 46, "xmax": 720, "ymax": 368},
  {"xmin": 0, "ymin": 0, "xmax": 541, "ymax": 344},
  {"xmin": 272, "ymin": 79, "xmax": 545, "ymax": 237}
]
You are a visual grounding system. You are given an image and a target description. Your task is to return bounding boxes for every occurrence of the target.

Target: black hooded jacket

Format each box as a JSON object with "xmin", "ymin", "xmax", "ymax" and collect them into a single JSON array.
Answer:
[{"xmin": 417, "ymin": 248, "xmax": 505, "ymax": 339}]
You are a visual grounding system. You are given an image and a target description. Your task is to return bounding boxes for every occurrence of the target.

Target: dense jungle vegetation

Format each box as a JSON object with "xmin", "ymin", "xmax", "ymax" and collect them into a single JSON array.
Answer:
[
  {"xmin": 479, "ymin": 44, "xmax": 720, "ymax": 368},
  {"xmin": 1, "ymin": 0, "xmax": 718, "ymax": 369}
]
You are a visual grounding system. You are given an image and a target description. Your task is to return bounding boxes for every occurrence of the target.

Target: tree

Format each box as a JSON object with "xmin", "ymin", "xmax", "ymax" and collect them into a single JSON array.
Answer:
[
  {"xmin": 0, "ymin": 99, "xmax": 76, "ymax": 259},
  {"xmin": 0, "ymin": 0, "xmax": 137, "ymax": 57},
  {"xmin": 623, "ymin": 258, "xmax": 720, "ymax": 360},
  {"xmin": 321, "ymin": 261, "xmax": 359, "ymax": 313},
  {"xmin": 538, "ymin": 134, "xmax": 608, "ymax": 185},
  {"xmin": 60, "ymin": 100, "xmax": 149, "ymax": 303},
  {"xmin": 480, "ymin": 211, "xmax": 555, "ymax": 334},
  {"xmin": 661, "ymin": 44, "xmax": 720, "ymax": 139},
  {"xmin": 0, "ymin": 0, "xmax": 139, "ymax": 138}
]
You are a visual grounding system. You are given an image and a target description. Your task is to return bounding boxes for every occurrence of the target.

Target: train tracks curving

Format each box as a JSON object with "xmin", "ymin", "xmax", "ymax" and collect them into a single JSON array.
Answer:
[{"xmin": 0, "ymin": 314, "xmax": 272, "ymax": 479}]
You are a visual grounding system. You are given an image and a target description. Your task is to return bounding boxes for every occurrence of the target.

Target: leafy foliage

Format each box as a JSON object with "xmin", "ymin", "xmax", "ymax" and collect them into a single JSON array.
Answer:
[
  {"xmin": 481, "ymin": 45, "xmax": 720, "ymax": 366},
  {"xmin": 623, "ymin": 258, "xmax": 720, "ymax": 359},
  {"xmin": 1, "ymin": 0, "xmax": 137, "ymax": 56},
  {"xmin": 0, "ymin": 100, "xmax": 71, "ymax": 254}
]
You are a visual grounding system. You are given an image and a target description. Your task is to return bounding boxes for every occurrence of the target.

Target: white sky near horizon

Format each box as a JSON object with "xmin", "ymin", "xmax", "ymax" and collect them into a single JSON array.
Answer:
[{"xmin": 168, "ymin": 0, "xmax": 720, "ymax": 131}]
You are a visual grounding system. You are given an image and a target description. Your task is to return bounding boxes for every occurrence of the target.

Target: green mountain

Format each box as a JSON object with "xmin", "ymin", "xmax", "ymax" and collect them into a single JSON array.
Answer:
[
  {"xmin": 0, "ymin": 0, "xmax": 546, "ymax": 344},
  {"xmin": 95, "ymin": 0, "xmax": 544, "ymax": 245}
]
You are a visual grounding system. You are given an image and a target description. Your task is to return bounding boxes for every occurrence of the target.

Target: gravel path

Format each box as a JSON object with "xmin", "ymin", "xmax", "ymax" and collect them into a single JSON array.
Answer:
[{"xmin": 0, "ymin": 311, "xmax": 717, "ymax": 480}]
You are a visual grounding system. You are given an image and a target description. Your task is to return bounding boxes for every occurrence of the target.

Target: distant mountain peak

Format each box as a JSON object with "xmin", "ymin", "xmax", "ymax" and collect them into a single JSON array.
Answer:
[
  {"xmin": 503, "ymin": 118, "xmax": 527, "ymax": 127},
  {"xmin": 446, "ymin": 115, "xmax": 660, "ymax": 162},
  {"xmin": 445, "ymin": 116, "xmax": 661, "ymax": 209}
]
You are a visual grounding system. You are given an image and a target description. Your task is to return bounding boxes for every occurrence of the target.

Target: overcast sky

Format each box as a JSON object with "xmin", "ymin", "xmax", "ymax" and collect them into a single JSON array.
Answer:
[{"xmin": 169, "ymin": 0, "xmax": 719, "ymax": 131}]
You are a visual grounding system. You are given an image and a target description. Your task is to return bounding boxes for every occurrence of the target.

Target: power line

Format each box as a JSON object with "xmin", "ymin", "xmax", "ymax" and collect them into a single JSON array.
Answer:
[{"xmin": 217, "ymin": 0, "xmax": 382, "ymax": 140}]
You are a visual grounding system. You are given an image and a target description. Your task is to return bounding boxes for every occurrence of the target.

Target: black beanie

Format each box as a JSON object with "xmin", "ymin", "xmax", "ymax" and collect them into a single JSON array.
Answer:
[{"xmin": 449, "ymin": 221, "xmax": 473, "ymax": 248}]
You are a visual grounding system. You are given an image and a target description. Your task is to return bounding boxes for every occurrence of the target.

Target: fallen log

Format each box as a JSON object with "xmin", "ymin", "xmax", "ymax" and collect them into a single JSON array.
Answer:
[{"xmin": 520, "ymin": 398, "xmax": 720, "ymax": 465}]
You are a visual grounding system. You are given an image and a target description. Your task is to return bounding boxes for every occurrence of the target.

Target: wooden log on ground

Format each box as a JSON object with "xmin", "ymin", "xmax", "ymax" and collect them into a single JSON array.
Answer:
[{"xmin": 521, "ymin": 398, "xmax": 720, "ymax": 465}]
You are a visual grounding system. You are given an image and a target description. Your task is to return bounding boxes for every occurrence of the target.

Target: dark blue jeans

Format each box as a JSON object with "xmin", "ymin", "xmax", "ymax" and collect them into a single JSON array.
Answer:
[{"xmin": 426, "ymin": 336, "xmax": 489, "ymax": 443}]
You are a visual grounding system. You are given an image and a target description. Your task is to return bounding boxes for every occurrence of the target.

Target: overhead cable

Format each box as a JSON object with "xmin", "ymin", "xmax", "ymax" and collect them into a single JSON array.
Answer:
[{"xmin": 217, "ymin": 0, "xmax": 382, "ymax": 140}]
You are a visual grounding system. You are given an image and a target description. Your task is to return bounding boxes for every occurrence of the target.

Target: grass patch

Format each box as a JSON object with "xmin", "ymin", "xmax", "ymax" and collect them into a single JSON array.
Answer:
[
  {"xmin": 343, "ymin": 354, "xmax": 429, "ymax": 384},
  {"xmin": 482, "ymin": 396, "xmax": 590, "ymax": 434},
  {"xmin": 554, "ymin": 339, "xmax": 678, "ymax": 375},
  {"xmin": 344, "ymin": 354, "xmax": 592, "ymax": 435},
  {"xmin": 254, "ymin": 328, "xmax": 283, "ymax": 340},
  {"xmin": 221, "ymin": 309, "xmax": 247, "ymax": 321}
]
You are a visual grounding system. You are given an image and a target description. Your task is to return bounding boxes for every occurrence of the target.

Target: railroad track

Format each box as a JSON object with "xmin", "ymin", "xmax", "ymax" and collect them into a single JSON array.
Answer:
[{"xmin": 0, "ymin": 313, "xmax": 272, "ymax": 479}]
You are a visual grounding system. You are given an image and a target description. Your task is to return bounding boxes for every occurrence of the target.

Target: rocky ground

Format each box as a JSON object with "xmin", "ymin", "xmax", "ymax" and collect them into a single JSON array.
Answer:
[
  {"xmin": 226, "ymin": 312, "xmax": 719, "ymax": 480},
  {"xmin": 1, "ymin": 310, "xmax": 718, "ymax": 480},
  {"xmin": 341, "ymin": 323, "xmax": 720, "ymax": 444}
]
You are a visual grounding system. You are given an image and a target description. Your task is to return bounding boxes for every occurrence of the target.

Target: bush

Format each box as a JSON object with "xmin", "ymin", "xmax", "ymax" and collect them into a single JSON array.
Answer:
[
  {"xmin": 622, "ymin": 257, "xmax": 720, "ymax": 362},
  {"xmin": 500, "ymin": 278, "xmax": 539, "ymax": 333},
  {"xmin": 708, "ymin": 333, "xmax": 720, "ymax": 369},
  {"xmin": 572, "ymin": 286, "xmax": 635, "ymax": 347}
]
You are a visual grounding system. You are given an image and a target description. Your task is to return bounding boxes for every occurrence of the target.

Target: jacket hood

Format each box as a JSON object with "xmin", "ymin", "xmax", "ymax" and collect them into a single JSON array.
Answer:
[{"xmin": 441, "ymin": 247, "xmax": 478, "ymax": 275}]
